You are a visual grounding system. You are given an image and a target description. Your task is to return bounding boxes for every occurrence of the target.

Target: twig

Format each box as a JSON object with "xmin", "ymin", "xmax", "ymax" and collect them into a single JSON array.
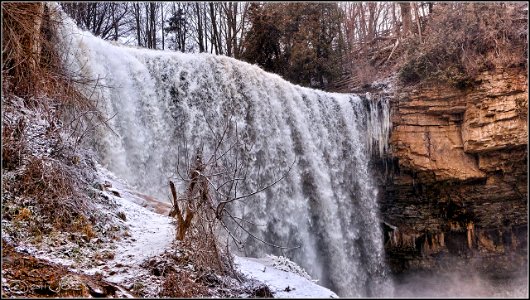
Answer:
[
  {"xmin": 223, "ymin": 209, "xmax": 300, "ymax": 251},
  {"xmin": 216, "ymin": 158, "xmax": 296, "ymax": 206}
]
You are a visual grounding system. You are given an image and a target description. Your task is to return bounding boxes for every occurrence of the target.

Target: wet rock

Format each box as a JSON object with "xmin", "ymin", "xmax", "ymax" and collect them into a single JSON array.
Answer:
[{"xmin": 252, "ymin": 284, "xmax": 274, "ymax": 298}]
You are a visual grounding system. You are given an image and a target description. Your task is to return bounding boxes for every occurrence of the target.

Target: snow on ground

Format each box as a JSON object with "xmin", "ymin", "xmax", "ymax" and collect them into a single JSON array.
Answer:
[
  {"xmin": 83, "ymin": 164, "xmax": 176, "ymax": 284},
  {"xmin": 234, "ymin": 256, "xmax": 338, "ymax": 298},
  {"xmin": 104, "ymin": 196, "xmax": 174, "ymax": 282},
  {"xmin": 9, "ymin": 162, "xmax": 177, "ymax": 297}
]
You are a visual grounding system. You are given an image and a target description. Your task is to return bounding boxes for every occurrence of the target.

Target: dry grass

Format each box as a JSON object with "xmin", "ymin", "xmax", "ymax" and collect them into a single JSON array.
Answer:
[
  {"xmin": 159, "ymin": 271, "xmax": 209, "ymax": 298},
  {"xmin": 5, "ymin": 156, "xmax": 93, "ymax": 234},
  {"xmin": 1, "ymin": 239, "xmax": 123, "ymax": 298},
  {"xmin": 1, "ymin": 3, "xmax": 107, "ymax": 237},
  {"xmin": 184, "ymin": 221, "xmax": 233, "ymax": 276},
  {"xmin": 2, "ymin": 3, "xmax": 45, "ymax": 97},
  {"xmin": 2, "ymin": 3, "xmax": 108, "ymax": 139}
]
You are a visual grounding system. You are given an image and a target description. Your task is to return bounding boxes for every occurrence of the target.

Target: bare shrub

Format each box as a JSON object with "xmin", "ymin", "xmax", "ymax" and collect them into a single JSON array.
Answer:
[
  {"xmin": 2, "ymin": 3, "xmax": 111, "ymax": 147},
  {"xmin": 169, "ymin": 154, "xmax": 234, "ymax": 276},
  {"xmin": 159, "ymin": 271, "xmax": 209, "ymax": 298},
  {"xmin": 167, "ymin": 118, "xmax": 297, "ymax": 279}
]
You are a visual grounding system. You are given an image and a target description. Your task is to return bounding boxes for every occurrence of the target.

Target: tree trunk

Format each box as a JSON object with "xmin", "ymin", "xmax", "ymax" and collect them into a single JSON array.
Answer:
[
  {"xmin": 161, "ymin": 4, "xmax": 165, "ymax": 50},
  {"xmin": 413, "ymin": 2, "xmax": 422, "ymax": 43},
  {"xmin": 196, "ymin": 3, "xmax": 205, "ymax": 52},
  {"xmin": 133, "ymin": 3, "xmax": 142, "ymax": 46},
  {"xmin": 400, "ymin": 2, "xmax": 412, "ymax": 37},
  {"xmin": 209, "ymin": 3, "xmax": 220, "ymax": 54}
]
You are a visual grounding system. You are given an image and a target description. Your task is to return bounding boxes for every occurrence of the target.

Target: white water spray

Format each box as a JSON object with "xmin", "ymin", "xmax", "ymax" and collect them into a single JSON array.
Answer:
[{"xmin": 55, "ymin": 8, "xmax": 393, "ymax": 297}]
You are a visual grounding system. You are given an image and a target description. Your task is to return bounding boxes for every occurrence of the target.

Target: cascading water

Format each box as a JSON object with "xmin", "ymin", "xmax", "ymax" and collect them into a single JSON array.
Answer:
[{"xmin": 55, "ymin": 7, "xmax": 393, "ymax": 297}]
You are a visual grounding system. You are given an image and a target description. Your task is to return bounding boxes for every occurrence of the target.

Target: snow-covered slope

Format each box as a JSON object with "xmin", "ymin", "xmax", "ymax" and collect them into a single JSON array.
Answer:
[{"xmin": 83, "ymin": 165, "xmax": 176, "ymax": 285}]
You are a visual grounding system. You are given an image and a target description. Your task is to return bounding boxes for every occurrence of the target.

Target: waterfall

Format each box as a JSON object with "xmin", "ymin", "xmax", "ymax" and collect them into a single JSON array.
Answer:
[{"xmin": 55, "ymin": 8, "xmax": 393, "ymax": 297}]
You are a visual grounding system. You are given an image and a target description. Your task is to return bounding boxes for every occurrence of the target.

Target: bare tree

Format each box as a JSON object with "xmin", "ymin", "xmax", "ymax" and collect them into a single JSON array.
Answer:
[
  {"xmin": 129, "ymin": 2, "xmax": 161, "ymax": 49},
  {"xmin": 165, "ymin": 116, "xmax": 298, "ymax": 275},
  {"xmin": 220, "ymin": 2, "xmax": 250, "ymax": 59},
  {"xmin": 132, "ymin": 2, "xmax": 143, "ymax": 46},
  {"xmin": 168, "ymin": 117, "xmax": 298, "ymax": 252},
  {"xmin": 160, "ymin": 3, "xmax": 165, "ymax": 49},
  {"xmin": 208, "ymin": 3, "xmax": 221, "ymax": 54},
  {"xmin": 193, "ymin": 3, "xmax": 206, "ymax": 52},
  {"xmin": 61, "ymin": 3, "xmax": 130, "ymax": 41}
]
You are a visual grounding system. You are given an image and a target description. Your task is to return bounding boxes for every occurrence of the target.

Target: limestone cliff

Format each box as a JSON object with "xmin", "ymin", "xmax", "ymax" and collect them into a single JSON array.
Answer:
[{"xmin": 375, "ymin": 67, "xmax": 527, "ymax": 278}]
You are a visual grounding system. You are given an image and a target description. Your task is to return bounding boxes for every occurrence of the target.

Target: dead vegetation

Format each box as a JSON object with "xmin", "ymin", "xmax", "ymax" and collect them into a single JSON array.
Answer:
[
  {"xmin": 1, "ymin": 116, "xmax": 26, "ymax": 171},
  {"xmin": 397, "ymin": 3, "xmax": 528, "ymax": 88},
  {"xmin": 141, "ymin": 245, "xmax": 275, "ymax": 298},
  {"xmin": 1, "ymin": 2, "xmax": 114, "ymax": 247},
  {"xmin": 168, "ymin": 152, "xmax": 237, "ymax": 278},
  {"xmin": 2, "ymin": 3, "xmax": 46, "ymax": 98},
  {"xmin": 159, "ymin": 271, "xmax": 209, "ymax": 298},
  {"xmin": 3, "ymin": 3, "xmax": 96, "ymax": 106},
  {"xmin": 167, "ymin": 116, "xmax": 298, "ymax": 282},
  {"xmin": 333, "ymin": 2, "xmax": 528, "ymax": 92},
  {"xmin": 2, "ymin": 3, "xmax": 112, "ymax": 146},
  {"xmin": 1, "ymin": 239, "xmax": 125, "ymax": 298},
  {"xmin": 7, "ymin": 155, "xmax": 94, "ymax": 234},
  {"xmin": 158, "ymin": 116, "xmax": 302, "ymax": 298}
]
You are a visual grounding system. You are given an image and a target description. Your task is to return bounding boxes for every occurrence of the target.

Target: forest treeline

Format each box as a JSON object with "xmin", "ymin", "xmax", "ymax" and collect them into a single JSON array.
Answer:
[{"xmin": 61, "ymin": 2, "xmax": 527, "ymax": 90}]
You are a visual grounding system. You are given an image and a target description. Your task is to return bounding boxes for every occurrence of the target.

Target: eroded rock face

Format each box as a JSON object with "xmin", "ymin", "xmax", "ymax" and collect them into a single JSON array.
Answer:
[
  {"xmin": 463, "ymin": 71, "xmax": 528, "ymax": 153},
  {"xmin": 376, "ymin": 67, "xmax": 528, "ymax": 279}
]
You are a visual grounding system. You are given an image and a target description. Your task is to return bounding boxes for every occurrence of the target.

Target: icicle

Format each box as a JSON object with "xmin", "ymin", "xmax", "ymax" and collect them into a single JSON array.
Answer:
[{"xmin": 365, "ymin": 92, "xmax": 391, "ymax": 158}]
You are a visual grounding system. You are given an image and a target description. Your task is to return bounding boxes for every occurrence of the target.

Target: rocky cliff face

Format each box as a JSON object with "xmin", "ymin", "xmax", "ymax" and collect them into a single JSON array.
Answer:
[{"xmin": 374, "ymin": 67, "xmax": 527, "ymax": 279}]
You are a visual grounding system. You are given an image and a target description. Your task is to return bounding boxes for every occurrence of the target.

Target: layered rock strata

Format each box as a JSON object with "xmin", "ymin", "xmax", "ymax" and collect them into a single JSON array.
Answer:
[{"xmin": 375, "ymin": 68, "xmax": 527, "ymax": 278}]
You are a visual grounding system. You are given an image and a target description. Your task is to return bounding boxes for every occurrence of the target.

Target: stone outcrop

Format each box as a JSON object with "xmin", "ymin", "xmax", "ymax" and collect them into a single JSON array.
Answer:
[{"xmin": 375, "ymin": 67, "xmax": 528, "ymax": 278}]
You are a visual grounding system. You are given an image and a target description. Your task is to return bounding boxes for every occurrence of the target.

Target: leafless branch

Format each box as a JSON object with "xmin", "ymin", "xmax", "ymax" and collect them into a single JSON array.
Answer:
[{"xmin": 223, "ymin": 208, "xmax": 300, "ymax": 251}]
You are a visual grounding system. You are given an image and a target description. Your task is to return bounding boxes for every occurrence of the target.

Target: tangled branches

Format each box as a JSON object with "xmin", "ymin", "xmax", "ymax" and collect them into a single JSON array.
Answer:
[{"xmin": 167, "ymin": 117, "xmax": 298, "ymax": 276}]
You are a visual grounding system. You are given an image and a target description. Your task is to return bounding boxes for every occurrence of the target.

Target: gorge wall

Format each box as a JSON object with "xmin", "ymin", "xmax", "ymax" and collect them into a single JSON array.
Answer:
[{"xmin": 374, "ymin": 68, "xmax": 528, "ymax": 280}]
